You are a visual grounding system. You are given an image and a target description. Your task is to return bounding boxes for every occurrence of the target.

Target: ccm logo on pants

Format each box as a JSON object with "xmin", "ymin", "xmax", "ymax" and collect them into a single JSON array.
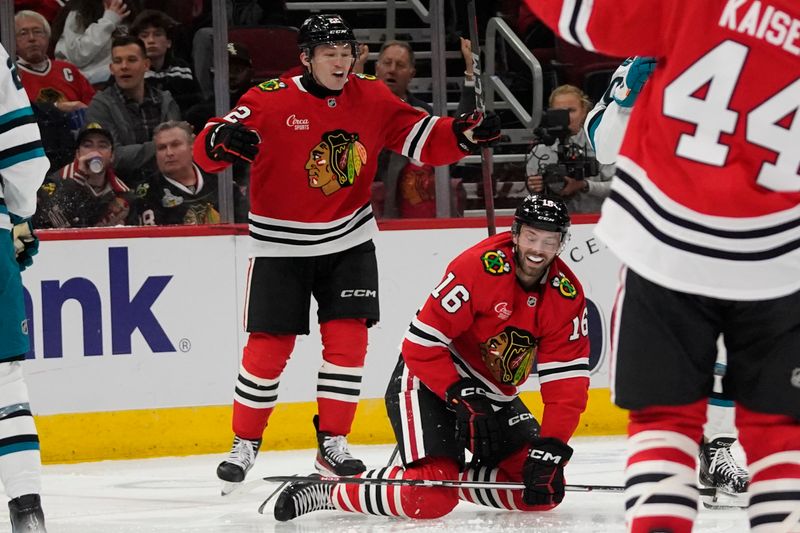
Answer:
[
  {"xmin": 340, "ymin": 289, "xmax": 377, "ymax": 298},
  {"xmin": 508, "ymin": 412, "xmax": 535, "ymax": 426},
  {"xmin": 530, "ymin": 450, "xmax": 564, "ymax": 464}
]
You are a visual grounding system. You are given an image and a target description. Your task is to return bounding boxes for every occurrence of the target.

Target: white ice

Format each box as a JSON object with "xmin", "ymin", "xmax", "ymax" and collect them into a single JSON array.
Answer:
[{"xmin": 8, "ymin": 436, "xmax": 749, "ymax": 532}]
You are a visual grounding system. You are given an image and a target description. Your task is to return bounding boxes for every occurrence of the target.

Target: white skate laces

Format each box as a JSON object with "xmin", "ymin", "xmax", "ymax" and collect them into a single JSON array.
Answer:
[
  {"xmin": 274, "ymin": 479, "xmax": 334, "ymax": 521},
  {"xmin": 704, "ymin": 439, "xmax": 749, "ymax": 494},
  {"xmin": 227, "ymin": 436, "xmax": 259, "ymax": 471},
  {"xmin": 321, "ymin": 435, "xmax": 356, "ymax": 464}
]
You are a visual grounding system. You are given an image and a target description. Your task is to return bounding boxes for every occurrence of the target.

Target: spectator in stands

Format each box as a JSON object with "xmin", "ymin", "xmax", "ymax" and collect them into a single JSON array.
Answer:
[
  {"xmin": 34, "ymin": 122, "xmax": 138, "ymax": 228},
  {"xmin": 183, "ymin": 41, "xmax": 254, "ymax": 208},
  {"xmin": 131, "ymin": 9, "xmax": 200, "ymax": 113},
  {"xmin": 15, "ymin": 9, "xmax": 94, "ymax": 171},
  {"xmin": 191, "ymin": 0, "xmax": 288, "ymax": 98},
  {"xmin": 375, "ymin": 41, "xmax": 431, "ymax": 112},
  {"xmin": 53, "ymin": 0, "xmax": 138, "ymax": 86},
  {"xmin": 371, "ymin": 41, "xmax": 437, "ymax": 219},
  {"xmin": 135, "ymin": 120, "xmax": 245, "ymax": 225},
  {"xmin": 184, "ymin": 42, "xmax": 253, "ymax": 135},
  {"xmin": 525, "ymin": 85, "xmax": 613, "ymax": 214},
  {"xmin": 86, "ymin": 35, "xmax": 181, "ymax": 185},
  {"xmin": 16, "ymin": 11, "xmax": 95, "ymax": 114}
]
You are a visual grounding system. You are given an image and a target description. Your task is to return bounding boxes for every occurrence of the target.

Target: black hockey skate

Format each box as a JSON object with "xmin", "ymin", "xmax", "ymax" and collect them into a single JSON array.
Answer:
[
  {"xmin": 273, "ymin": 474, "xmax": 335, "ymax": 521},
  {"xmin": 8, "ymin": 494, "xmax": 46, "ymax": 533},
  {"xmin": 313, "ymin": 415, "xmax": 366, "ymax": 476},
  {"xmin": 699, "ymin": 437, "xmax": 749, "ymax": 509},
  {"xmin": 217, "ymin": 436, "xmax": 261, "ymax": 495}
]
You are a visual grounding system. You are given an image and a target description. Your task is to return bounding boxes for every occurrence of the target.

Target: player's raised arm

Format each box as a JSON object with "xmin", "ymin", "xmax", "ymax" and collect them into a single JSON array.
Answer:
[{"xmin": 524, "ymin": 0, "xmax": 678, "ymax": 57}]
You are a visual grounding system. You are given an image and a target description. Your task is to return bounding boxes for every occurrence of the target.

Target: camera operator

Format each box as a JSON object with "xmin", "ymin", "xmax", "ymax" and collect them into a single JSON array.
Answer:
[{"xmin": 525, "ymin": 85, "xmax": 614, "ymax": 213}]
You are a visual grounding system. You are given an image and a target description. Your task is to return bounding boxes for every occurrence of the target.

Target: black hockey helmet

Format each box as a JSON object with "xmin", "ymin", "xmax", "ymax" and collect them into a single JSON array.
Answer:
[
  {"xmin": 512, "ymin": 194, "xmax": 571, "ymax": 240},
  {"xmin": 298, "ymin": 14, "xmax": 357, "ymax": 54}
]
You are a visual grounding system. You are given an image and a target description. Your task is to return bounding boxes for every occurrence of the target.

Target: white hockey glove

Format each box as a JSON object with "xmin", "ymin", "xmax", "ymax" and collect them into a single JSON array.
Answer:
[{"xmin": 612, "ymin": 56, "xmax": 657, "ymax": 108}]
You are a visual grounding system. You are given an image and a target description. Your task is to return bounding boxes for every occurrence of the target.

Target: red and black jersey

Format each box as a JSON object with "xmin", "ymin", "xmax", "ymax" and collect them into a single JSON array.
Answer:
[
  {"xmin": 17, "ymin": 59, "xmax": 95, "ymax": 106},
  {"xmin": 401, "ymin": 232, "xmax": 590, "ymax": 443},
  {"xmin": 528, "ymin": 0, "xmax": 800, "ymax": 300},
  {"xmin": 194, "ymin": 74, "xmax": 467, "ymax": 257}
]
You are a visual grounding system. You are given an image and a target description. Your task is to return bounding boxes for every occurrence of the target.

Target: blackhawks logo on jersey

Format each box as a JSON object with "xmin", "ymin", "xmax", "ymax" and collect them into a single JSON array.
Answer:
[
  {"xmin": 257, "ymin": 79, "xmax": 287, "ymax": 92},
  {"xmin": 480, "ymin": 249, "xmax": 511, "ymax": 275},
  {"xmin": 480, "ymin": 326, "xmax": 537, "ymax": 386},
  {"xmin": 305, "ymin": 129, "xmax": 367, "ymax": 196},
  {"xmin": 551, "ymin": 274, "xmax": 577, "ymax": 299}
]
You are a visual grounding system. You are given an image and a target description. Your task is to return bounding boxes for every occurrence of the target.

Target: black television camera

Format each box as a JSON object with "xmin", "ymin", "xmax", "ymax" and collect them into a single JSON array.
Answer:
[{"xmin": 532, "ymin": 109, "xmax": 599, "ymax": 191}]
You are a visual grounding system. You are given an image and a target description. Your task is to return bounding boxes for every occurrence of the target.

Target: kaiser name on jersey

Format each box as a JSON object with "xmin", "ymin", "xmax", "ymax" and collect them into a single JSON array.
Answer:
[{"xmin": 719, "ymin": 0, "xmax": 800, "ymax": 56}]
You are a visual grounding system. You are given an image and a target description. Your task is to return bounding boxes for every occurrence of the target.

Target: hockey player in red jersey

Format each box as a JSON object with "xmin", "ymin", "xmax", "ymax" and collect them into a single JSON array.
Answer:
[
  {"xmin": 587, "ymin": 57, "xmax": 750, "ymax": 504},
  {"xmin": 527, "ymin": 1, "xmax": 800, "ymax": 532},
  {"xmin": 192, "ymin": 14, "xmax": 501, "ymax": 493},
  {"xmin": 271, "ymin": 194, "xmax": 590, "ymax": 521}
]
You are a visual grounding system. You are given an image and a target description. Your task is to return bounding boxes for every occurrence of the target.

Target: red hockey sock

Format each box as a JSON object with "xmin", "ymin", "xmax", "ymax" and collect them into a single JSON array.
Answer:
[
  {"xmin": 317, "ymin": 319, "xmax": 367, "ymax": 436},
  {"xmin": 625, "ymin": 400, "xmax": 707, "ymax": 533},
  {"xmin": 232, "ymin": 332, "xmax": 296, "ymax": 440},
  {"xmin": 737, "ymin": 405, "xmax": 800, "ymax": 531},
  {"xmin": 331, "ymin": 457, "xmax": 460, "ymax": 519},
  {"xmin": 458, "ymin": 446, "xmax": 558, "ymax": 511}
]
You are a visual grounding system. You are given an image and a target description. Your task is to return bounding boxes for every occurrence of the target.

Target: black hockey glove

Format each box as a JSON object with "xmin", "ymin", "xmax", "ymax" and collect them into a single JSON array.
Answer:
[
  {"xmin": 205, "ymin": 122, "xmax": 260, "ymax": 163},
  {"xmin": 522, "ymin": 436, "xmax": 573, "ymax": 507},
  {"xmin": 452, "ymin": 110, "xmax": 502, "ymax": 152},
  {"xmin": 10, "ymin": 216, "xmax": 39, "ymax": 272},
  {"xmin": 445, "ymin": 378, "xmax": 501, "ymax": 457}
]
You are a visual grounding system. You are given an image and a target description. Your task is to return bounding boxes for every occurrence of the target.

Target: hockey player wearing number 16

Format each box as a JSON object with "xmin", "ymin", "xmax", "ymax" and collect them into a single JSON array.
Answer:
[
  {"xmin": 527, "ymin": 1, "xmax": 800, "ymax": 532},
  {"xmin": 272, "ymin": 194, "xmax": 591, "ymax": 521},
  {"xmin": 193, "ymin": 13, "xmax": 501, "ymax": 494}
]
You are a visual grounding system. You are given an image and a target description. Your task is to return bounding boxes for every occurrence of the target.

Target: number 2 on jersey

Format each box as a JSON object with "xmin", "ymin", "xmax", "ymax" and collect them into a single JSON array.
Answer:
[
  {"xmin": 663, "ymin": 40, "xmax": 800, "ymax": 191},
  {"xmin": 431, "ymin": 272, "xmax": 470, "ymax": 313}
]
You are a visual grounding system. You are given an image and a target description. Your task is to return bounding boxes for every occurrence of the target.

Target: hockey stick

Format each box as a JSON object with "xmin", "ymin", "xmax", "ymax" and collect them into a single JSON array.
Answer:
[
  {"xmin": 466, "ymin": 0, "xmax": 497, "ymax": 236},
  {"xmin": 264, "ymin": 474, "xmax": 633, "ymax": 493},
  {"xmin": 263, "ymin": 474, "xmax": 720, "ymax": 496}
]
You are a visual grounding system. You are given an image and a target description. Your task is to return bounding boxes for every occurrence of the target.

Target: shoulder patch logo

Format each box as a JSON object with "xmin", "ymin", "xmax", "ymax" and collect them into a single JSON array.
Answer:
[
  {"xmin": 551, "ymin": 274, "xmax": 577, "ymax": 299},
  {"xmin": 480, "ymin": 249, "xmax": 511, "ymax": 275},
  {"xmin": 258, "ymin": 79, "xmax": 287, "ymax": 92},
  {"xmin": 355, "ymin": 73, "xmax": 377, "ymax": 81}
]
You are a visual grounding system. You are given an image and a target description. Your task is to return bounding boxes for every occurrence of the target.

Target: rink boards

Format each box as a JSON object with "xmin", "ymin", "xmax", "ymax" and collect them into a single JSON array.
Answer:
[{"xmin": 23, "ymin": 217, "xmax": 627, "ymax": 463}]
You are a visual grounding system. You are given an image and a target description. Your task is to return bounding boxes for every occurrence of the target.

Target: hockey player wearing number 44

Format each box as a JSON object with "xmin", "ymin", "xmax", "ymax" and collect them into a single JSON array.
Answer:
[
  {"xmin": 193, "ymin": 13, "xmax": 501, "ymax": 494},
  {"xmin": 272, "ymin": 194, "xmax": 591, "ymax": 521},
  {"xmin": 587, "ymin": 57, "xmax": 750, "ymax": 505},
  {"xmin": 527, "ymin": 0, "xmax": 800, "ymax": 532}
]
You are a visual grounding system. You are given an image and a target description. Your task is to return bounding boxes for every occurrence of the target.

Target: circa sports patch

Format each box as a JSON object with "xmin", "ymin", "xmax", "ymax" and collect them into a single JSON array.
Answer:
[
  {"xmin": 257, "ymin": 79, "xmax": 287, "ymax": 92},
  {"xmin": 480, "ymin": 249, "xmax": 511, "ymax": 275},
  {"xmin": 551, "ymin": 274, "xmax": 577, "ymax": 299}
]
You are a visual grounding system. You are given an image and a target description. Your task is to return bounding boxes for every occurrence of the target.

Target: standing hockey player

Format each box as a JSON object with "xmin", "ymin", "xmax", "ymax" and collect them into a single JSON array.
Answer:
[
  {"xmin": 586, "ymin": 56, "xmax": 749, "ymax": 501},
  {"xmin": 527, "ymin": 1, "xmax": 800, "ymax": 532},
  {"xmin": 0, "ymin": 43, "xmax": 50, "ymax": 532},
  {"xmin": 272, "ymin": 194, "xmax": 591, "ymax": 521},
  {"xmin": 193, "ymin": 14, "xmax": 501, "ymax": 493}
]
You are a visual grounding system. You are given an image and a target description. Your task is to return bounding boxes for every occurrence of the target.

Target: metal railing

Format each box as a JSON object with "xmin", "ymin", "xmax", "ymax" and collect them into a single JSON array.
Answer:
[
  {"xmin": 484, "ymin": 16, "xmax": 543, "ymax": 129},
  {"xmin": 286, "ymin": 0, "xmax": 429, "ymax": 22}
]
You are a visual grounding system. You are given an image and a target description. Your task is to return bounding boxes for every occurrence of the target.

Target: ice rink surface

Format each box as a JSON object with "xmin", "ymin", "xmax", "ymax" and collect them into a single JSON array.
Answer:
[{"xmin": 11, "ymin": 436, "xmax": 749, "ymax": 533}]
